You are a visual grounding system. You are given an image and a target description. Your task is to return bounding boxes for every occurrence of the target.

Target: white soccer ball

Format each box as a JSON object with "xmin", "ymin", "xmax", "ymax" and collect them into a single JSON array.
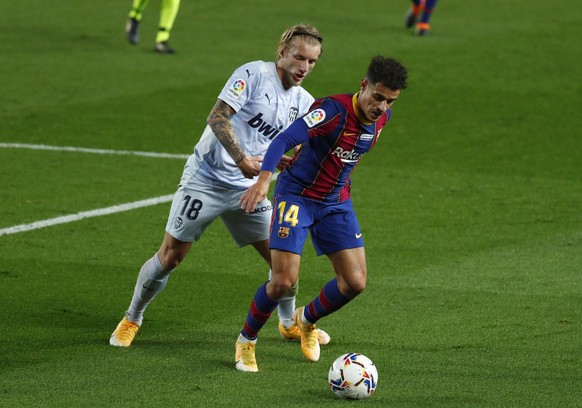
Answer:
[{"xmin": 328, "ymin": 352, "xmax": 378, "ymax": 399}]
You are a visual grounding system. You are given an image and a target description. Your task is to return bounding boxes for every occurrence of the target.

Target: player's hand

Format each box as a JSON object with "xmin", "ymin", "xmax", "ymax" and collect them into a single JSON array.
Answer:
[
  {"xmin": 237, "ymin": 156, "xmax": 263, "ymax": 179},
  {"xmin": 240, "ymin": 172, "xmax": 272, "ymax": 213},
  {"xmin": 276, "ymin": 155, "xmax": 293, "ymax": 172}
]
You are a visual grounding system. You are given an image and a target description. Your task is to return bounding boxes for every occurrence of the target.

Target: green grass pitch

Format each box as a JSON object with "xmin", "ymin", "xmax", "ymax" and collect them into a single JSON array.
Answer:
[{"xmin": 1, "ymin": 0, "xmax": 580, "ymax": 406}]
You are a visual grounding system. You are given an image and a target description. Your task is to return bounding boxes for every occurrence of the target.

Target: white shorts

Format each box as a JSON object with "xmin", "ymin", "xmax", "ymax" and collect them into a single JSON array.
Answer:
[{"xmin": 165, "ymin": 177, "xmax": 272, "ymax": 247}]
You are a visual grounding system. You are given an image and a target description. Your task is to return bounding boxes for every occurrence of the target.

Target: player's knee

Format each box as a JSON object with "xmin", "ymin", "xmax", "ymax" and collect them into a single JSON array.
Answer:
[
  {"xmin": 158, "ymin": 235, "xmax": 191, "ymax": 271},
  {"xmin": 268, "ymin": 278, "xmax": 295, "ymax": 300},
  {"xmin": 284, "ymin": 280, "xmax": 299, "ymax": 298},
  {"xmin": 340, "ymin": 268, "xmax": 367, "ymax": 296},
  {"xmin": 348, "ymin": 278, "xmax": 366, "ymax": 295},
  {"xmin": 158, "ymin": 252, "xmax": 183, "ymax": 271}
]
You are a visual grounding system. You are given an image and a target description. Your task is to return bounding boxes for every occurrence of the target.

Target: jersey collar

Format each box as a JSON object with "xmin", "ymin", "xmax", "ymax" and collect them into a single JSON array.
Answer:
[{"xmin": 352, "ymin": 92, "xmax": 373, "ymax": 125}]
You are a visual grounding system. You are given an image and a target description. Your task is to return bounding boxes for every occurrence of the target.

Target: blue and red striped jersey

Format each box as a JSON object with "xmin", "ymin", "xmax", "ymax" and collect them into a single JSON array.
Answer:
[{"xmin": 263, "ymin": 93, "xmax": 390, "ymax": 203}]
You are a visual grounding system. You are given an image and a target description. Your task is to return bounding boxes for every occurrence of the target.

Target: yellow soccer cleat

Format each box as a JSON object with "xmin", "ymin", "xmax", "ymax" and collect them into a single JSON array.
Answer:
[
  {"xmin": 292, "ymin": 307, "xmax": 320, "ymax": 362},
  {"xmin": 109, "ymin": 317, "xmax": 140, "ymax": 347},
  {"xmin": 278, "ymin": 322, "xmax": 331, "ymax": 346},
  {"xmin": 235, "ymin": 339, "xmax": 258, "ymax": 372}
]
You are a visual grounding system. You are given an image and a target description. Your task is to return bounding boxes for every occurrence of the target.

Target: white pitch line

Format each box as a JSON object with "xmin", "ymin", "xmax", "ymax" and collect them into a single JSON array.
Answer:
[
  {"xmin": 0, "ymin": 194, "xmax": 174, "ymax": 237},
  {"xmin": 0, "ymin": 143, "xmax": 190, "ymax": 160}
]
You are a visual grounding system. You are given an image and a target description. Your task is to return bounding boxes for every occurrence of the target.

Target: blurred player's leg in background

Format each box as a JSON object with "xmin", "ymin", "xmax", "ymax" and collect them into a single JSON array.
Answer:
[
  {"xmin": 405, "ymin": 0, "xmax": 425, "ymax": 28},
  {"xmin": 154, "ymin": 0, "xmax": 181, "ymax": 54},
  {"xmin": 125, "ymin": 0, "xmax": 150, "ymax": 44},
  {"xmin": 415, "ymin": 0, "xmax": 439, "ymax": 36}
]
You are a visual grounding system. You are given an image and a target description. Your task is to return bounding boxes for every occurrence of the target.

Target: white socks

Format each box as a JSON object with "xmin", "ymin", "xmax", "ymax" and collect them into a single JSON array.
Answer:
[
  {"xmin": 277, "ymin": 297, "xmax": 296, "ymax": 328},
  {"xmin": 124, "ymin": 261, "xmax": 298, "ymax": 328},
  {"xmin": 238, "ymin": 334, "xmax": 257, "ymax": 344},
  {"xmin": 126, "ymin": 253, "xmax": 170, "ymax": 325}
]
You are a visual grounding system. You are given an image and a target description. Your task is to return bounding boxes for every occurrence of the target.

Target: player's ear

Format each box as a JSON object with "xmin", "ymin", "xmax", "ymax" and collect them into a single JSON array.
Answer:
[{"xmin": 360, "ymin": 78, "xmax": 368, "ymax": 92}]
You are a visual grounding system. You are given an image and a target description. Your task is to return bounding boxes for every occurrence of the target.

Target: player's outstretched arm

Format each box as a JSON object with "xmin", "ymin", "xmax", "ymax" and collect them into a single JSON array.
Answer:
[{"xmin": 240, "ymin": 171, "xmax": 272, "ymax": 213}]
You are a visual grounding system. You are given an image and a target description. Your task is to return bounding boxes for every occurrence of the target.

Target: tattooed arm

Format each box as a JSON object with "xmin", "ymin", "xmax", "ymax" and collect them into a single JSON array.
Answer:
[{"xmin": 207, "ymin": 99, "xmax": 262, "ymax": 179}]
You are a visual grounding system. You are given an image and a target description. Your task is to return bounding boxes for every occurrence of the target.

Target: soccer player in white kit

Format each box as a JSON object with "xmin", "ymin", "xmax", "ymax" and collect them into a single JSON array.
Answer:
[{"xmin": 110, "ymin": 24, "xmax": 330, "ymax": 347}]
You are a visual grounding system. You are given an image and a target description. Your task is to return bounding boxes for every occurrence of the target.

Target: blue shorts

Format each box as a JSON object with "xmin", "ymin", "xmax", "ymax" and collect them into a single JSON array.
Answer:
[{"xmin": 269, "ymin": 194, "xmax": 364, "ymax": 256}]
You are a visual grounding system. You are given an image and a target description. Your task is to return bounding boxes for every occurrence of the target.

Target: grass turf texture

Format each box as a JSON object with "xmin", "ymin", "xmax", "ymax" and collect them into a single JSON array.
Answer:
[{"xmin": 1, "ymin": 0, "xmax": 580, "ymax": 406}]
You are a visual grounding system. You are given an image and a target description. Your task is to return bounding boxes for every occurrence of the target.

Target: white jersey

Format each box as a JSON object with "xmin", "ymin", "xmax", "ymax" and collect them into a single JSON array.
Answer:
[{"xmin": 180, "ymin": 60, "xmax": 315, "ymax": 190}]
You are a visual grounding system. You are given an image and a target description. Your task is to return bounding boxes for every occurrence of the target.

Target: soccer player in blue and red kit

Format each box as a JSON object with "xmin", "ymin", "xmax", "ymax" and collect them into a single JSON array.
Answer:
[
  {"xmin": 235, "ymin": 56, "xmax": 408, "ymax": 372},
  {"xmin": 405, "ymin": 0, "xmax": 440, "ymax": 36}
]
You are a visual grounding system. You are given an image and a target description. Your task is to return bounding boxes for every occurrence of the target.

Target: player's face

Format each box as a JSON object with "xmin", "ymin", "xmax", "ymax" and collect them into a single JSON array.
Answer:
[
  {"xmin": 277, "ymin": 41, "xmax": 321, "ymax": 90},
  {"xmin": 357, "ymin": 79, "xmax": 401, "ymax": 122}
]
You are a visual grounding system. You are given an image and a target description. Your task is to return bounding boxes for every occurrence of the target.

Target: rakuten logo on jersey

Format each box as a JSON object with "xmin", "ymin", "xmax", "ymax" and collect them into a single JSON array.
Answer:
[
  {"xmin": 332, "ymin": 147, "xmax": 363, "ymax": 163},
  {"xmin": 247, "ymin": 113, "xmax": 283, "ymax": 140}
]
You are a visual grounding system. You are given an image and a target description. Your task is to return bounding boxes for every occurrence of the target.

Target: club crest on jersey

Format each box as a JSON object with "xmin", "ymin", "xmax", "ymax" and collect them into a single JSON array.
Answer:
[
  {"xmin": 173, "ymin": 217, "xmax": 183, "ymax": 230},
  {"xmin": 278, "ymin": 226, "xmax": 290, "ymax": 238},
  {"xmin": 288, "ymin": 107, "xmax": 299, "ymax": 122},
  {"xmin": 303, "ymin": 109, "xmax": 326, "ymax": 128},
  {"xmin": 227, "ymin": 79, "xmax": 246, "ymax": 99}
]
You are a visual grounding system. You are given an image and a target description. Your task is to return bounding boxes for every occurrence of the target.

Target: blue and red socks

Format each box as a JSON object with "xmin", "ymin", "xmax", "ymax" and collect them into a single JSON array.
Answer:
[
  {"xmin": 303, "ymin": 279, "xmax": 351, "ymax": 324},
  {"xmin": 241, "ymin": 282, "xmax": 279, "ymax": 340},
  {"xmin": 420, "ymin": 0, "xmax": 439, "ymax": 24}
]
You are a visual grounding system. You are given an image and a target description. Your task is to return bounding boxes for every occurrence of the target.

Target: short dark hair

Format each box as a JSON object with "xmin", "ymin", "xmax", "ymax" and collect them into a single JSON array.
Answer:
[{"xmin": 366, "ymin": 56, "xmax": 408, "ymax": 90}]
